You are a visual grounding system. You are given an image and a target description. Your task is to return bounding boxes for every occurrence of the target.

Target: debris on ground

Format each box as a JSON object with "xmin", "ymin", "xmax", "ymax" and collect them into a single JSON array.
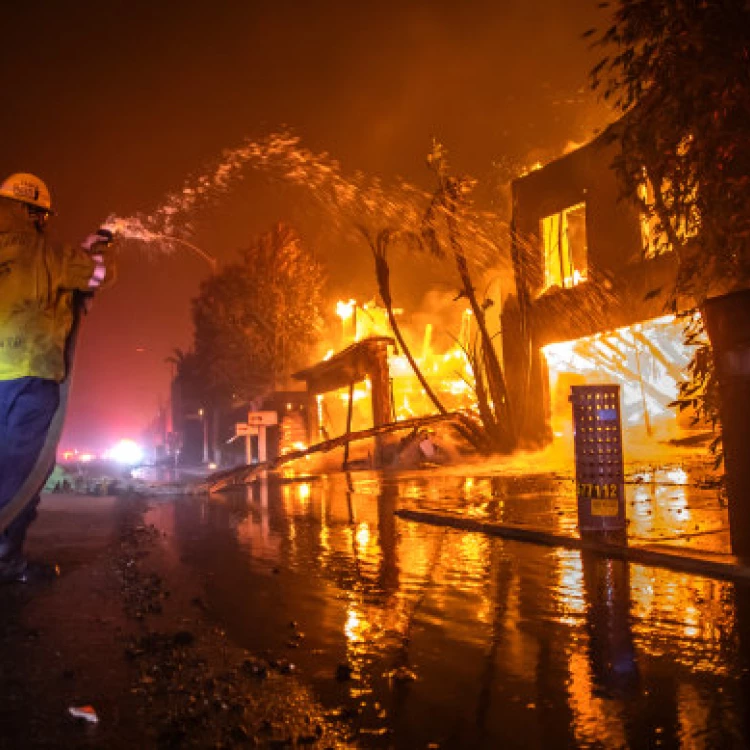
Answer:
[
  {"xmin": 391, "ymin": 427, "xmax": 453, "ymax": 468},
  {"xmin": 68, "ymin": 705, "xmax": 99, "ymax": 724},
  {"xmin": 109, "ymin": 507, "xmax": 348, "ymax": 748}
]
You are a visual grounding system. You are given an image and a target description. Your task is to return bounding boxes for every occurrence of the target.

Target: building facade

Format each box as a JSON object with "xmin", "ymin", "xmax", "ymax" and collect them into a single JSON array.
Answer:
[{"xmin": 502, "ymin": 127, "xmax": 681, "ymax": 443}]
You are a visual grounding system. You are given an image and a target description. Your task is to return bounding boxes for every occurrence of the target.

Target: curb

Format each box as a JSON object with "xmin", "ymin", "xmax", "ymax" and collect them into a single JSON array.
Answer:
[{"xmin": 395, "ymin": 508, "xmax": 750, "ymax": 583}]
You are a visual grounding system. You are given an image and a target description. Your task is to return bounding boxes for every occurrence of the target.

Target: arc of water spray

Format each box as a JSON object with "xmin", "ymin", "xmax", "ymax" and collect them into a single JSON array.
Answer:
[
  {"xmin": 102, "ymin": 130, "xmax": 505, "ymax": 279},
  {"xmin": 102, "ymin": 216, "xmax": 217, "ymax": 271},
  {"xmin": 150, "ymin": 233, "xmax": 217, "ymax": 271}
]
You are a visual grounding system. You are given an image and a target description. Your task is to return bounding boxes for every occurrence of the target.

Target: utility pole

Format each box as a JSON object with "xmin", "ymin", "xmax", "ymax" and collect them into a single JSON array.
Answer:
[{"xmin": 199, "ymin": 408, "xmax": 209, "ymax": 464}]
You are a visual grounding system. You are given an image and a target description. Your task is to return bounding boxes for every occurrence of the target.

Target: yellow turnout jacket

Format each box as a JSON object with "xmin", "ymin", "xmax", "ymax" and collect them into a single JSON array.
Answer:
[{"xmin": 0, "ymin": 200, "xmax": 97, "ymax": 382}]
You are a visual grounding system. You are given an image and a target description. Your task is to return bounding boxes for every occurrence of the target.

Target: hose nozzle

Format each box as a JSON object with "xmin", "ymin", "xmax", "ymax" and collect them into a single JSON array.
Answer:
[{"xmin": 96, "ymin": 228, "xmax": 114, "ymax": 244}]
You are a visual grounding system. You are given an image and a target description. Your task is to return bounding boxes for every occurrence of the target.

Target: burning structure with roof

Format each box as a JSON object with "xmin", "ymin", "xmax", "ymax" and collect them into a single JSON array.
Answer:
[{"xmin": 502, "ymin": 127, "xmax": 700, "ymax": 447}]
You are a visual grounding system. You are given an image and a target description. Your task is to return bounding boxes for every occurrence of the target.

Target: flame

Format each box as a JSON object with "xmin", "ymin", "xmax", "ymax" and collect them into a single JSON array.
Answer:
[
  {"xmin": 336, "ymin": 299, "xmax": 356, "ymax": 320},
  {"xmin": 519, "ymin": 160, "xmax": 544, "ymax": 177},
  {"xmin": 542, "ymin": 314, "xmax": 700, "ymax": 439},
  {"xmin": 289, "ymin": 302, "xmax": 698, "ymax": 456},
  {"xmin": 310, "ymin": 298, "xmax": 478, "ymax": 438}
]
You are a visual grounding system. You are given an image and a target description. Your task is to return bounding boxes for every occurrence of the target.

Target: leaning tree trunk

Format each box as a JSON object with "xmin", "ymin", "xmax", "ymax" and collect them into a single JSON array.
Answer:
[
  {"xmin": 444, "ymin": 194, "xmax": 517, "ymax": 450},
  {"xmin": 370, "ymin": 242, "xmax": 448, "ymax": 417}
]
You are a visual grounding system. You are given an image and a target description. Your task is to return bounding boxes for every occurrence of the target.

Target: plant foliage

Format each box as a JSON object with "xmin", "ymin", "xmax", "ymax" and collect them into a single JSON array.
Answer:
[
  {"xmin": 591, "ymin": 0, "xmax": 750, "ymax": 458},
  {"xmin": 191, "ymin": 223, "xmax": 324, "ymax": 403}
]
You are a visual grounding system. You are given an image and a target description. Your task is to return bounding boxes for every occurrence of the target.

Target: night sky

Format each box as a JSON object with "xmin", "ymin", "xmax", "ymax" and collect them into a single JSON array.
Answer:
[{"xmin": 0, "ymin": 0, "xmax": 611, "ymax": 451}]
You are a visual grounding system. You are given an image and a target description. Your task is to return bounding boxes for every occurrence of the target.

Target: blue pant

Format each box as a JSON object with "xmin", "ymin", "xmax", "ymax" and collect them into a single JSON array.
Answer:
[{"xmin": 0, "ymin": 378, "xmax": 60, "ymax": 560}]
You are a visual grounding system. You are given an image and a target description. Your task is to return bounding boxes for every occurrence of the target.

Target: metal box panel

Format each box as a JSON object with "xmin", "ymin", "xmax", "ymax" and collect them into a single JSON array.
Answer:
[{"xmin": 570, "ymin": 384, "xmax": 626, "ymax": 534}]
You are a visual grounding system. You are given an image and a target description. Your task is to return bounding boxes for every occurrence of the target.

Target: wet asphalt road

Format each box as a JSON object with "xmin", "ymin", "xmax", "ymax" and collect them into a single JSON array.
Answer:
[
  {"xmin": 147, "ymin": 470, "xmax": 750, "ymax": 748},
  {"xmin": 1, "ymin": 466, "xmax": 749, "ymax": 748},
  {"xmin": 0, "ymin": 493, "xmax": 348, "ymax": 749}
]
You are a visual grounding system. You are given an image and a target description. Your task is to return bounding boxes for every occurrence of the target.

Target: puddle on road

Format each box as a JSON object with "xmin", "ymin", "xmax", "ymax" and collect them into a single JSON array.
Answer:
[{"xmin": 146, "ymin": 473, "xmax": 749, "ymax": 748}]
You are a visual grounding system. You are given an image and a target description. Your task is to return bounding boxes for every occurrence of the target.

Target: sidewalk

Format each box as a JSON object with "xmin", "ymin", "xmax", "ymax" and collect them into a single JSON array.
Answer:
[{"xmin": 392, "ymin": 458, "xmax": 745, "ymax": 581}]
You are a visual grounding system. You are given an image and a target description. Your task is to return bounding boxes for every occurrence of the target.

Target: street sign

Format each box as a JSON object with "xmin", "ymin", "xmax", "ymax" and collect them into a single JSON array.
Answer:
[
  {"xmin": 235, "ymin": 423, "xmax": 259, "ymax": 437},
  {"xmin": 248, "ymin": 411, "xmax": 278, "ymax": 426}
]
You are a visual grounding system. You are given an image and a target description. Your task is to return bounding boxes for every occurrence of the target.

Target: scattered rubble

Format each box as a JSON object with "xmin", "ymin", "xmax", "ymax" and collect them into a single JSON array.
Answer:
[
  {"xmin": 68, "ymin": 705, "xmax": 99, "ymax": 724},
  {"xmin": 111, "ymin": 507, "xmax": 349, "ymax": 748}
]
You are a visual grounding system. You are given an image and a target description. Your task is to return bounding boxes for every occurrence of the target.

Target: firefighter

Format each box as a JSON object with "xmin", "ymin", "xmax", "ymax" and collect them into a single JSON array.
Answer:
[{"xmin": 0, "ymin": 173, "xmax": 115, "ymax": 583}]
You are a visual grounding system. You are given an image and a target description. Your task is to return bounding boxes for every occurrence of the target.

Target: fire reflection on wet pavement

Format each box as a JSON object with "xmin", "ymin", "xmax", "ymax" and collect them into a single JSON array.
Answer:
[{"xmin": 146, "ymin": 472, "xmax": 749, "ymax": 748}]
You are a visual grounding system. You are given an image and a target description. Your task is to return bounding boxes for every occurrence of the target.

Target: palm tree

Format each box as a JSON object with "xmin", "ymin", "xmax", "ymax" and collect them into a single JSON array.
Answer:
[
  {"xmin": 421, "ymin": 143, "xmax": 518, "ymax": 453},
  {"xmin": 358, "ymin": 226, "xmax": 448, "ymax": 417}
]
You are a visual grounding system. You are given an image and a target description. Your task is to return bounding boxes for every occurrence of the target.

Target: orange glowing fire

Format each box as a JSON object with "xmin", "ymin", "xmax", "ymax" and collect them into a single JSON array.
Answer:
[
  {"xmin": 336, "ymin": 299, "xmax": 356, "ymax": 320},
  {"xmin": 316, "ymin": 300, "xmax": 477, "ymax": 437},
  {"xmin": 543, "ymin": 314, "xmax": 701, "ymax": 440},
  {"xmin": 310, "ymin": 301, "xmax": 700, "ymax": 450}
]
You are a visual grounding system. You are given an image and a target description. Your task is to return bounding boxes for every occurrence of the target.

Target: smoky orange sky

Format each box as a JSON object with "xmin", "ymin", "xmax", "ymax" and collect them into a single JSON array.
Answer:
[{"xmin": 0, "ymin": 0, "xmax": 612, "ymax": 451}]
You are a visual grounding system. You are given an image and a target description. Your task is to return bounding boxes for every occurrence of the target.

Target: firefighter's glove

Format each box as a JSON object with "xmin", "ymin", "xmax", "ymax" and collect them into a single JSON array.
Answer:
[{"xmin": 81, "ymin": 230, "xmax": 117, "ymax": 290}]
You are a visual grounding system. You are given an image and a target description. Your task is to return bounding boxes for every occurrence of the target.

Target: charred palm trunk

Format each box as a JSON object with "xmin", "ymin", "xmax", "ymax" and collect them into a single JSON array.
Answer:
[
  {"xmin": 365, "ymin": 229, "xmax": 448, "ymax": 417},
  {"xmin": 443, "ymin": 188, "xmax": 517, "ymax": 451}
]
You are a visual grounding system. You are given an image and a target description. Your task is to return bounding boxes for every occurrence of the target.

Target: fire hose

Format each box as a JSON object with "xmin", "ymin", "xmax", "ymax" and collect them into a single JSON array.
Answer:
[
  {"xmin": 0, "ymin": 295, "xmax": 85, "ymax": 536},
  {"xmin": 0, "ymin": 231, "xmax": 109, "ymax": 537}
]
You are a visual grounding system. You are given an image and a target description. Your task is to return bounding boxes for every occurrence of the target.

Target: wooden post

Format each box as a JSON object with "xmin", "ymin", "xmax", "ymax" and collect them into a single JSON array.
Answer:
[
  {"xmin": 342, "ymin": 381, "xmax": 355, "ymax": 470},
  {"xmin": 369, "ymin": 344, "xmax": 393, "ymax": 467},
  {"xmin": 258, "ymin": 426, "xmax": 267, "ymax": 464},
  {"xmin": 369, "ymin": 346, "xmax": 392, "ymax": 427},
  {"xmin": 306, "ymin": 393, "xmax": 320, "ymax": 446},
  {"xmin": 703, "ymin": 289, "xmax": 750, "ymax": 559}
]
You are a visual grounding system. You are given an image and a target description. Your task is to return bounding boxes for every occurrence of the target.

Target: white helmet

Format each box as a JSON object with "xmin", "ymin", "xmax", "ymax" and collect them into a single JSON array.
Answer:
[{"xmin": 0, "ymin": 173, "xmax": 52, "ymax": 212}]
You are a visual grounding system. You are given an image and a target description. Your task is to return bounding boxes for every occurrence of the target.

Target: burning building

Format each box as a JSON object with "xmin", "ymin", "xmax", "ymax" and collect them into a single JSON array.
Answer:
[
  {"xmin": 285, "ymin": 298, "xmax": 476, "ymax": 466},
  {"xmin": 502, "ymin": 126, "xmax": 699, "ymax": 446}
]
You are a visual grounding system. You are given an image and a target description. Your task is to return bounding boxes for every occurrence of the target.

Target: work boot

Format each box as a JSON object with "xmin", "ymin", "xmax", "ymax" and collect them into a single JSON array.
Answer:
[
  {"xmin": 0, "ymin": 556, "xmax": 59, "ymax": 585},
  {"xmin": 0, "ymin": 554, "xmax": 29, "ymax": 584}
]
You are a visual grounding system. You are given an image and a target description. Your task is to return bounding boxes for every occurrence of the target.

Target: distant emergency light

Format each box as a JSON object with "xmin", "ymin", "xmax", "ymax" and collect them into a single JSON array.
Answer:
[{"xmin": 109, "ymin": 439, "xmax": 143, "ymax": 465}]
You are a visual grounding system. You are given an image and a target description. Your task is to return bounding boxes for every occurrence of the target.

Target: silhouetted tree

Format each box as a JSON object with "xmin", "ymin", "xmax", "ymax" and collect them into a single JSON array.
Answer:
[
  {"xmin": 192, "ymin": 223, "xmax": 325, "ymax": 404},
  {"xmin": 360, "ymin": 142, "xmax": 518, "ymax": 454},
  {"xmin": 590, "ymin": 0, "xmax": 750, "ymax": 458},
  {"xmin": 358, "ymin": 225, "xmax": 449, "ymax": 417}
]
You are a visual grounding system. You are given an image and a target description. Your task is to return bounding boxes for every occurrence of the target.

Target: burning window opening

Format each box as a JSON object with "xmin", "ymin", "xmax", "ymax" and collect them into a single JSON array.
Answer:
[
  {"xmin": 541, "ymin": 202, "xmax": 588, "ymax": 292},
  {"xmin": 542, "ymin": 314, "xmax": 702, "ymax": 444}
]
